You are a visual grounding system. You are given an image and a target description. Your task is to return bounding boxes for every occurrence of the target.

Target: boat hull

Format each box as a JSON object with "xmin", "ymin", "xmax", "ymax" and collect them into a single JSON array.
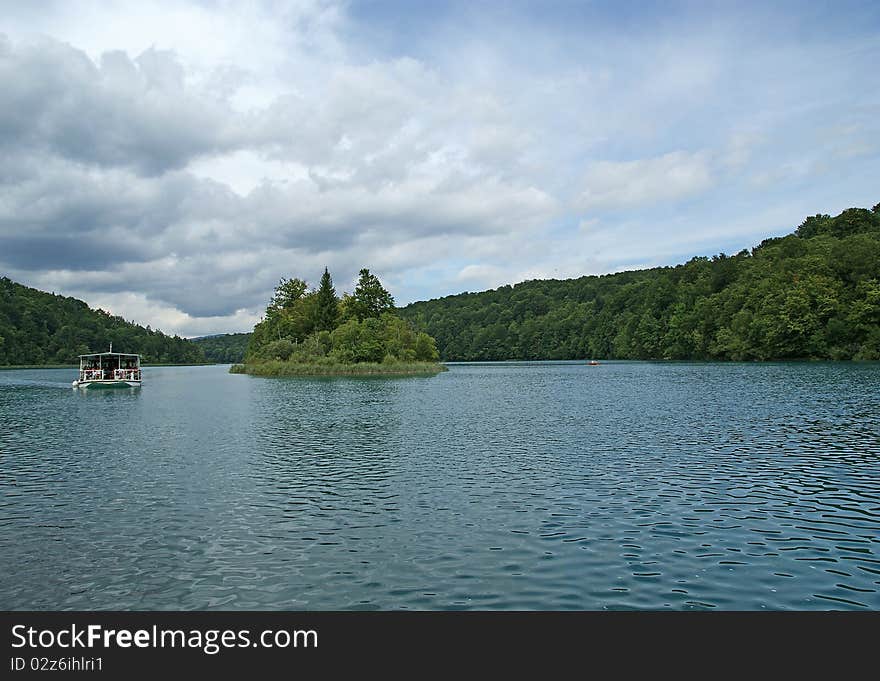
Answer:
[{"xmin": 73, "ymin": 380, "xmax": 141, "ymax": 389}]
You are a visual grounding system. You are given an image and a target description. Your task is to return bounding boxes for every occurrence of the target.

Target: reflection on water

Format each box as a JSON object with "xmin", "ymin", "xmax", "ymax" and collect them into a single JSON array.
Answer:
[
  {"xmin": 74, "ymin": 388, "xmax": 142, "ymax": 402},
  {"xmin": 0, "ymin": 362, "xmax": 878, "ymax": 610}
]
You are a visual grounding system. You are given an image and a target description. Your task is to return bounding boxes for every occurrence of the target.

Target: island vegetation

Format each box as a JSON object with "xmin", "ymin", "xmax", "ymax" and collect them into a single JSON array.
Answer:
[
  {"xmin": 399, "ymin": 203, "xmax": 880, "ymax": 361},
  {"xmin": 0, "ymin": 277, "xmax": 206, "ymax": 365},
  {"xmin": 232, "ymin": 268, "xmax": 445, "ymax": 376}
]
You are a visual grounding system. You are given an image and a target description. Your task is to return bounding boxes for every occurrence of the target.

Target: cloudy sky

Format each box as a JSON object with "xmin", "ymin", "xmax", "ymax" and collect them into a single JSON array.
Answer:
[{"xmin": 2, "ymin": 1, "xmax": 878, "ymax": 336}]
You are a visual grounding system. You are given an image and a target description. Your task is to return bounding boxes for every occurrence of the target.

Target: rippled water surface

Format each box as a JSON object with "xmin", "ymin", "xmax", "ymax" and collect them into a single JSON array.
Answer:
[{"xmin": 1, "ymin": 362, "xmax": 879, "ymax": 610}]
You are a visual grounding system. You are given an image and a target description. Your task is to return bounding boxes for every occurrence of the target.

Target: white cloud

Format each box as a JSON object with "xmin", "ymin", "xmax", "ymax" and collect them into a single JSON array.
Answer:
[
  {"xmin": 578, "ymin": 151, "xmax": 714, "ymax": 210},
  {"xmin": 187, "ymin": 151, "xmax": 308, "ymax": 196},
  {"xmin": 69, "ymin": 290, "xmax": 262, "ymax": 338},
  {"xmin": 578, "ymin": 218, "xmax": 600, "ymax": 233},
  {"xmin": 455, "ymin": 264, "xmax": 507, "ymax": 285}
]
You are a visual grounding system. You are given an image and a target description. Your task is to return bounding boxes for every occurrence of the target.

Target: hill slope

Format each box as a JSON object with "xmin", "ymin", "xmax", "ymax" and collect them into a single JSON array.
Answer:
[
  {"xmin": 399, "ymin": 204, "xmax": 880, "ymax": 361},
  {"xmin": 191, "ymin": 333, "xmax": 251, "ymax": 363},
  {"xmin": 0, "ymin": 277, "xmax": 206, "ymax": 365}
]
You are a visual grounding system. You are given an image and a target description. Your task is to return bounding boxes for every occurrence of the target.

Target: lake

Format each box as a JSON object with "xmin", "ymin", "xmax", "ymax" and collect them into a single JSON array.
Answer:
[{"xmin": 1, "ymin": 361, "xmax": 878, "ymax": 610}]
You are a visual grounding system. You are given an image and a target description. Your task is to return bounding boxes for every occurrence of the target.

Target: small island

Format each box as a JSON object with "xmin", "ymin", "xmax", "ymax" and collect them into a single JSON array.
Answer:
[{"xmin": 231, "ymin": 268, "xmax": 446, "ymax": 377}]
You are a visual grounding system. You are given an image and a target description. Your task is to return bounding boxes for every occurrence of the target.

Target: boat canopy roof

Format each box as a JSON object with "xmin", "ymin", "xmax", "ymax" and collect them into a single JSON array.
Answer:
[{"xmin": 79, "ymin": 352, "xmax": 141, "ymax": 358}]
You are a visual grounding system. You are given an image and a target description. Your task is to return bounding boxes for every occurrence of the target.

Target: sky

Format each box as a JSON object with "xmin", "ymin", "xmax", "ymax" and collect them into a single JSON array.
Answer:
[{"xmin": 1, "ymin": 0, "xmax": 878, "ymax": 337}]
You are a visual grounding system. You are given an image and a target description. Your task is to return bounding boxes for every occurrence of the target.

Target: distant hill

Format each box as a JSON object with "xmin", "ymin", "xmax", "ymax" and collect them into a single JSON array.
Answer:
[
  {"xmin": 399, "ymin": 203, "xmax": 880, "ymax": 361},
  {"xmin": 0, "ymin": 277, "xmax": 206, "ymax": 365},
  {"xmin": 190, "ymin": 333, "xmax": 251, "ymax": 363}
]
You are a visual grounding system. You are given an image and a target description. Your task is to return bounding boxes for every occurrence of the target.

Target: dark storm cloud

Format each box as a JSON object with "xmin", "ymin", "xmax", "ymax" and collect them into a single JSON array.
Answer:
[
  {"xmin": 0, "ymin": 34, "xmax": 241, "ymax": 175},
  {"xmin": 0, "ymin": 234, "xmax": 146, "ymax": 270},
  {"xmin": 0, "ymin": 155, "xmax": 208, "ymax": 272}
]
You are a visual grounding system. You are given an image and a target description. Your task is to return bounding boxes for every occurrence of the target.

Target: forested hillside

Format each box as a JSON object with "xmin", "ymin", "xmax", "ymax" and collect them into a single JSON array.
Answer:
[
  {"xmin": 0, "ymin": 278, "xmax": 206, "ymax": 365},
  {"xmin": 6, "ymin": 204, "xmax": 877, "ymax": 366},
  {"xmin": 399, "ymin": 204, "xmax": 880, "ymax": 361},
  {"xmin": 191, "ymin": 333, "xmax": 251, "ymax": 363}
]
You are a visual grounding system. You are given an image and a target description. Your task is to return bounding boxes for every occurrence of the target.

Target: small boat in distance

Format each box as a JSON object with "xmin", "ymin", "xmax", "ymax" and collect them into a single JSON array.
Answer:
[
  {"xmin": 587, "ymin": 360, "xmax": 600, "ymax": 366},
  {"xmin": 72, "ymin": 344, "xmax": 142, "ymax": 389}
]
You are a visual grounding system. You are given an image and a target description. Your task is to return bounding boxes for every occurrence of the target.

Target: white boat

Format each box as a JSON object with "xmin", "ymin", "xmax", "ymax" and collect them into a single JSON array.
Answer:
[{"xmin": 72, "ymin": 344, "xmax": 142, "ymax": 389}]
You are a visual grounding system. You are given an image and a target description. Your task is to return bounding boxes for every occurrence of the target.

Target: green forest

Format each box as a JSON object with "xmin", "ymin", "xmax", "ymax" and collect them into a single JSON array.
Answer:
[
  {"xmin": 0, "ymin": 277, "xmax": 206, "ymax": 365},
  {"xmin": 399, "ymin": 203, "xmax": 880, "ymax": 361},
  {"xmin": 237, "ymin": 268, "xmax": 442, "ymax": 374},
  {"xmin": 191, "ymin": 333, "xmax": 251, "ymax": 363},
  {"xmin": 4, "ymin": 203, "xmax": 878, "ymax": 367}
]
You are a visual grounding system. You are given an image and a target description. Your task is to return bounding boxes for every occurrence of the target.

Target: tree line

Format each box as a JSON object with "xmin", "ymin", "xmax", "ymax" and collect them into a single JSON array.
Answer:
[
  {"xmin": 7, "ymin": 203, "xmax": 875, "ymax": 366},
  {"xmin": 245, "ymin": 268, "xmax": 440, "ymax": 364},
  {"xmin": 0, "ymin": 277, "xmax": 206, "ymax": 365},
  {"xmin": 398, "ymin": 203, "xmax": 880, "ymax": 361},
  {"xmin": 191, "ymin": 333, "xmax": 251, "ymax": 363}
]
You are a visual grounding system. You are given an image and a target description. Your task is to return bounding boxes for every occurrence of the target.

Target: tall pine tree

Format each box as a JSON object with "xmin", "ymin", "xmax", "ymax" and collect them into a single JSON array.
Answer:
[
  {"xmin": 314, "ymin": 267, "xmax": 339, "ymax": 332},
  {"xmin": 349, "ymin": 268, "xmax": 395, "ymax": 320}
]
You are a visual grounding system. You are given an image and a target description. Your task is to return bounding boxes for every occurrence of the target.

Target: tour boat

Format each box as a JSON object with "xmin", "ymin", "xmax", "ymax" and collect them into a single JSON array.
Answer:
[{"xmin": 72, "ymin": 344, "xmax": 142, "ymax": 389}]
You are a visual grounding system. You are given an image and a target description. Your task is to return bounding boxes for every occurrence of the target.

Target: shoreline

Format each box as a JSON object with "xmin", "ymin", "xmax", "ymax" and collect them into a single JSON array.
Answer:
[
  {"xmin": 0, "ymin": 362, "xmax": 217, "ymax": 370},
  {"xmin": 230, "ymin": 360, "xmax": 448, "ymax": 377},
  {"xmin": 3, "ymin": 358, "xmax": 877, "ymax": 372}
]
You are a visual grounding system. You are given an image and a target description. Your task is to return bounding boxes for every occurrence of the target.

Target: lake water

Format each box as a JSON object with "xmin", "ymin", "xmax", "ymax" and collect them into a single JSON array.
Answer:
[{"xmin": 1, "ymin": 362, "xmax": 878, "ymax": 610}]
